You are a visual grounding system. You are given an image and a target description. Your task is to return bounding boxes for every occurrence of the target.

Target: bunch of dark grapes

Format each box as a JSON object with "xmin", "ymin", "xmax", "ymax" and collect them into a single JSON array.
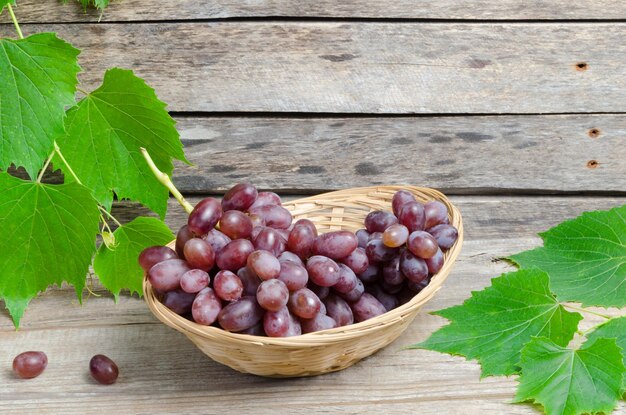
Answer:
[{"xmin": 139, "ymin": 184, "xmax": 458, "ymax": 337}]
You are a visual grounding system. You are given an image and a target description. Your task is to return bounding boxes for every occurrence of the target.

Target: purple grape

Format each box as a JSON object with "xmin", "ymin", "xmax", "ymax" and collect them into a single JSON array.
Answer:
[
  {"xmin": 366, "ymin": 285, "xmax": 399, "ymax": 311},
  {"xmin": 183, "ymin": 238, "xmax": 215, "ymax": 271},
  {"xmin": 287, "ymin": 219, "xmax": 317, "ymax": 259},
  {"xmin": 216, "ymin": 239, "xmax": 254, "ymax": 271},
  {"xmin": 218, "ymin": 296, "xmax": 264, "ymax": 332},
  {"xmin": 202, "ymin": 229, "xmax": 231, "ymax": 255},
  {"xmin": 428, "ymin": 224, "xmax": 459, "ymax": 249},
  {"xmin": 256, "ymin": 279, "xmax": 289, "ymax": 311},
  {"xmin": 365, "ymin": 239, "xmax": 397, "ymax": 263},
  {"xmin": 355, "ymin": 229, "xmax": 370, "ymax": 248},
  {"xmin": 286, "ymin": 312, "xmax": 302, "ymax": 337},
  {"xmin": 139, "ymin": 246, "xmax": 177, "ymax": 272},
  {"xmin": 306, "ymin": 255, "xmax": 341, "ymax": 287},
  {"xmin": 219, "ymin": 210, "xmax": 253, "ymax": 240},
  {"xmin": 383, "ymin": 254, "xmax": 404, "ymax": 284},
  {"xmin": 368, "ymin": 232, "xmax": 383, "ymax": 241},
  {"xmin": 288, "ymin": 288, "xmax": 321, "ymax": 319},
  {"xmin": 381, "ymin": 280, "xmax": 404, "ymax": 294},
  {"xmin": 249, "ymin": 191, "xmax": 282, "ymax": 210},
  {"xmin": 382, "ymin": 224, "xmax": 409, "ymax": 248},
  {"xmin": 338, "ymin": 278, "xmax": 364, "ymax": 302},
  {"xmin": 364, "ymin": 210, "xmax": 398, "ymax": 233},
  {"xmin": 263, "ymin": 306, "xmax": 291, "ymax": 337},
  {"xmin": 180, "ymin": 269, "xmax": 210, "ymax": 293},
  {"xmin": 358, "ymin": 263, "xmax": 381, "ymax": 284},
  {"xmin": 89, "ymin": 355, "xmax": 119, "ymax": 385},
  {"xmin": 341, "ymin": 247, "xmax": 369, "ymax": 274},
  {"xmin": 400, "ymin": 250, "xmax": 429, "ymax": 283},
  {"xmin": 334, "ymin": 264, "xmax": 359, "ymax": 293},
  {"xmin": 148, "ymin": 259, "xmax": 190, "ymax": 291},
  {"xmin": 247, "ymin": 250, "xmax": 281, "ymax": 280},
  {"xmin": 192, "ymin": 287, "xmax": 222, "ymax": 325},
  {"xmin": 162, "ymin": 289, "xmax": 196, "ymax": 315},
  {"xmin": 276, "ymin": 228, "xmax": 290, "ymax": 242},
  {"xmin": 424, "ymin": 201, "xmax": 449, "ymax": 229},
  {"xmin": 237, "ymin": 322, "xmax": 265, "ymax": 336},
  {"xmin": 222, "ymin": 183, "xmax": 258, "ymax": 211},
  {"xmin": 350, "ymin": 293, "xmax": 387, "ymax": 322},
  {"xmin": 407, "ymin": 278, "xmax": 431, "ymax": 293},
  {"xmin": 324, "ymin": 295, "xmax": 354, "ymax": 327},
  {"xmin": 175, "ymin": 225, "xmax": 195, "ymax": 257},
  {"xmin": 213, "ymin": 270, "xmax": 244, "ymax": 301},
  {"xmin": 309, "ymin": 283, "xmax": 330, "ymax": 300},
  {"xmin": 13, "ymin": 351, "xmax": 47, "ymax": 379},
  {"xmin": 398, "ymin": 201, "xmax": 425, "ymax": 232},
  {"xmin": 425, "ymin": 248, "xmax": 445, "ymax": 274},
  {"xmin": 277, "ymin": 251, "xmax": 305, "ymax": 267},
  {"xmin": 237, "ymin": 266, "xmax": 262, "ymax": 296},
  {"xmin": 249, "ymin": 204, "xmax": 292, "ymax": 229},
  {"xmin": 301, "ymin": 314, "xmax": 337, "ymax": 333},
  {"xmin": 313, "ymin": 231, "xmax": 358, "ymax": 260},
  {"xmin": 249, "ymin": 214, "xmax": 265, "ymax": 228},
  {"xmin": 407, "ymin": 231, "xmax": 439, "ymax": 259},
  {"xmin": 277, "ymin": 261, "xmax": 309, "ymax": 291},
  {"xmin": 188, "ymin": 197, "xmax": 222, "ymax": 235},
  {"xmin": 392, "ymin": 190, "xmax": 417, "ymax": 217},
  {"xmin": 252, "ymin": 227, "xmax": 286, "ymax": 256}
]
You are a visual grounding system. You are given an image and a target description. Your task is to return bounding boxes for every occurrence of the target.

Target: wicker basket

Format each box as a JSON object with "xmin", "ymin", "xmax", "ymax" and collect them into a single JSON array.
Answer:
[{"xmin": 143, "ymin": 186, "xmax": 463, "ymax": 377}]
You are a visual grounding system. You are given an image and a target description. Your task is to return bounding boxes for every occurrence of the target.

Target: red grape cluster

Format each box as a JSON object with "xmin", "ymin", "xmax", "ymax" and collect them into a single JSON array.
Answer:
[{"xmin": 140, "ymin": 184, "xmax": 458, "ymax": 337}]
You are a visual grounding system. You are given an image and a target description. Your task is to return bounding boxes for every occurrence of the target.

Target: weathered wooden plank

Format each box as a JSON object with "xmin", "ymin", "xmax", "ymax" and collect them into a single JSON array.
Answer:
[
  {"xmin": 169, "ymin": 115, "xmax": 625, "ymax": 193},
  {"xmin": 3, "ymin": 0, "xmax": 626, "ymax": 22},
  {"xmin": 1, "ymin": 23, "xmax": 624, "ymax": 114},
  {"xmin": 1, "ymin": 196, "xmax": 624, "ymax": 414}
]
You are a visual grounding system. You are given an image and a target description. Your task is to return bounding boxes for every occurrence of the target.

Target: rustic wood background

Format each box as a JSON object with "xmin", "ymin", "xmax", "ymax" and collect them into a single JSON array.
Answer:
[{"xmin": 1, "ymin": 1, "xmax": 625, "ymax": 414}]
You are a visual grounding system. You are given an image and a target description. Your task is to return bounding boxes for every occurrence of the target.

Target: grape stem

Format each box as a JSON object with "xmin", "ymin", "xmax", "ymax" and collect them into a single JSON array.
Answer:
[
  {"xmin": 563, "ymin": 304, "xmax": 611, "ymax": 319},
  {"xmin": 99, "ymin": 206, "xmax": 122, "ymax": 228},
  {"xmin": 36, "ymin": 149, "xmax": 56, "ymax": 183},
  {"xmin": 7, "ymin": 4, "xmax": 24, "ymax": 39},
  {"xmin": 140, "ymin": 147, "xmax": 193, "ymax": 214}
]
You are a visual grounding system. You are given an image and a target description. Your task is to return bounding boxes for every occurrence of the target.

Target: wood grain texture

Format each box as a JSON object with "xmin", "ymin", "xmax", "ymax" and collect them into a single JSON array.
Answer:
[
  {"xmin": 4, "ymin": 0, "xmax": 626, "ymax": 22},
  {"xmin": 1, "ymin": 196, "xmax": 624, "ymax": 414},
  {"xmin": 1, "ymin": 22, "xmax": 624, "ymax": 114},
  {"xmin": 169, "ymin": 115, "xmax": 625, "ymax": 193}
]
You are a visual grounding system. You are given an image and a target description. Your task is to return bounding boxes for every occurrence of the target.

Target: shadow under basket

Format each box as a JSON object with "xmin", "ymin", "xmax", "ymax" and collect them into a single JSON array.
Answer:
[{"xmin": 143, "ymin": 185, "xmax": 464, "ymax": 377}]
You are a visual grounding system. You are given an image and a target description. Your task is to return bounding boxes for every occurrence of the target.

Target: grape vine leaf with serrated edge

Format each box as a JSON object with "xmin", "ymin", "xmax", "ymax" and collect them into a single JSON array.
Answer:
[
  {"xmin": 515, "ymin": 337, "xmax": 626, "ymax": 415},
  {"xmin": 0, "ymin": 33, "xmax": 80, "ymax": 178},
  {"xmin": 93, "ymin": 216, "xmax": 173, "ymax": 300},
  {"xmin": 410, "ymin": 269, "xmax": 583, "ymax": 377},
  {"xmin": 54, "ymin": 68, "xmax": 188, "ymax": 218},
  {"xmin": 587, "ymin": 316, "xmax": 626, "ymax": 392},
  {"xmin": 510, "ymin": 205, "xmax": 626, "ymax": 308},
  {"xmin": 0, "ymin": 172, "xmax": 100, "ymax": 327},
  {"xmin": 62, "ymin": 0, "xmax": 110, "ymax": 10}
]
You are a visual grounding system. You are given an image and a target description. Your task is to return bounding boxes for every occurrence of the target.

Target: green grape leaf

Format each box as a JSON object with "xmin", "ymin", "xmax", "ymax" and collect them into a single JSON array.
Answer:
[
  {"xmin": 0, "ymin": 172, "xmax": 99, "ymax": 327},
  {"xmin": 93, "ymin": 216, "xmax": 173, "ymax": 300},
  {"xmin": 0, "ymin": 33, "xmax": 80, "ymax": 178},
  {"xmin": 55, "ymin": 68, "xmax": 188, "ymax": 218},
  {"xmin": 61, "ymin": 0, "xmax": 109, "ymax": 10},
  {"xmin": 515, "ymin": 337, "xmax": 626, "ymax": 415},
  {"xmin": 411, "ymin": 269, "xmax": 583, "ymax": 377},
  {"xmin": 1, "ymin": 0, "xmax": 16, "ymax": 12},
  {"xmin": 587, "ymin": 316, "xmax": 626, "ymax": 392},
  {"xmin": 510, "ymin": 205, "xmax": 626, "ymax": 308}
]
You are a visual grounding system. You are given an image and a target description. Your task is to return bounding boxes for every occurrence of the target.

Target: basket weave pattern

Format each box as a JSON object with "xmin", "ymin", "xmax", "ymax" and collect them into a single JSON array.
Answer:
[{"xmin": 143, "ymin": 186, "xmax": 463, "ymax": 377}]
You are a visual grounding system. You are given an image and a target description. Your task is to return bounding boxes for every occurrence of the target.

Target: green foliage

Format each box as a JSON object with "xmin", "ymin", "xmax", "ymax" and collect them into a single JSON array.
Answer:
[
  {"xmin": 55, "ymin": 69, "xmax": 188, "ymax": 217},
  {"xmin": 413, "ymin": 269, "xmax": 582, "ymax": 377},
  {"xmin": 515, "ymin": 337, "xmax": 625, "ymax": 415},
  {"xmin": 62, "ymin": 0, "xmax": 110, "ymax": 11},
  {"xmin": 0, "ymin": 33, "xmax": 80, "ymax": 177},
  {"xmin": 417, "ymin": 205, "xmax": 626, "ymax": 414},
  {"xmin": 510, "ymin": 205, "xmax": 626, "ymax": 308},
  {"xmin": 0, "ymin": 173, "xmax": 100, "ymax": 327},
  {"xmin": 587, "ymin": 316, "xmax": 626, "ymax": 391},
  {"xmin": 1, "ymin": 0, "xmax": 16, "ymax": 12},
  {"xmin": 93, "ymin": 217, "xmax": 173, "ymax": 300}
]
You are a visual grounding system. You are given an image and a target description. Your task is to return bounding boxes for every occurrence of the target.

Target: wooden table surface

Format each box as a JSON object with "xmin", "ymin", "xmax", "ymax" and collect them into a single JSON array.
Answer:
[{"xmin": 1, "ymin": 1, "xmax": 626, "ymax": 414}]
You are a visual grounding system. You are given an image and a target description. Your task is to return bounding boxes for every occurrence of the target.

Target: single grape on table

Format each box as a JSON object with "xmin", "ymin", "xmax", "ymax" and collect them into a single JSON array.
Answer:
[{"xmin": 141, "ymin": 183, "xmax": 458, "ymax": 337}]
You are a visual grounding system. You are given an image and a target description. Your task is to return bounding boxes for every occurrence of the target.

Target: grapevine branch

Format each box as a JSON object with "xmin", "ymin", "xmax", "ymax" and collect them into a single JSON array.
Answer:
[
  {"xmin": 562, "ymin": 304, "xmax": 611, "ymax": 320},
  {"xmin": 7, "ymin": 4, "xmax": 24, "ymax": 39},
  {"xmin": 140, "ymin": 147, "xmax": 193, "ymax": 214}
]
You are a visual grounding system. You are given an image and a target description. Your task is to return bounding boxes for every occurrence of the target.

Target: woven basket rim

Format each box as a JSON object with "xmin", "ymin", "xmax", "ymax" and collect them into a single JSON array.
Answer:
[{"xmin": 143, "ymin": 185, "xmax": 463, "ymax": 347}]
